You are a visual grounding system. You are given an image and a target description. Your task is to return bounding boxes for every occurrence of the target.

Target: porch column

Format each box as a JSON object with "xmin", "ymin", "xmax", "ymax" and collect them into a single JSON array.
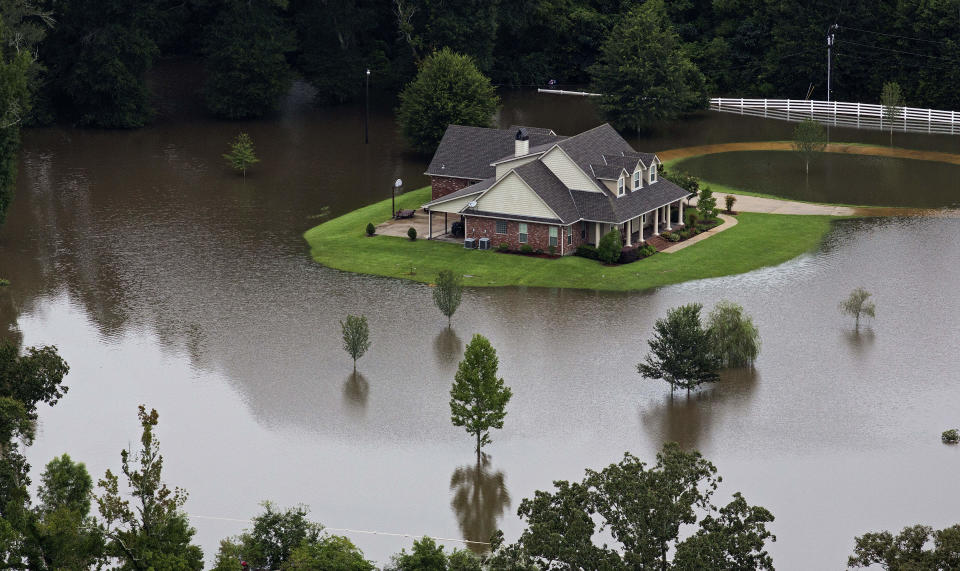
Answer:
[
  {"xmin": 594, "ymin": 222, "xmax": 600, "ymax": 245},
  {"xmin": 654, "ymin": 210, "xmax": 659, "ymax": 235},
  {"xmin": 665, "ymin": 204, "xmax": 672, "ymax": 231},
  {"xmin": 678, "ymin": 200, "xmax": 684, "ymax": 227},
  {"xmin": 428, "ymin": 210, "xmax": 433, "ymax": 239},
  {"xmin": 444, "ymin": 212, "xmax": 448, "ymax": 234},
  {"xmin": 626, "ymin": 219, "xmax": 632, "ymax": 247}
]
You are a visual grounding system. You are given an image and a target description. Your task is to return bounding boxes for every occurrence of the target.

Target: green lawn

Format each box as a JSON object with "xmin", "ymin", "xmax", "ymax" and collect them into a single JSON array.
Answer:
[{"xmin": 303, "ymin": 187, "xmax": 844, "ymax": 291}]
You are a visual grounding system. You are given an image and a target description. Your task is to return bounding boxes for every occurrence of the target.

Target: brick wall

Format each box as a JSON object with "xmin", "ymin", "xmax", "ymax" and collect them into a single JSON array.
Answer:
[
  {"xmin": 466, "ymin": 216, "xmax": 578, "ymax": 254},
  {"xmin": 564, "ymin": 221, "xmax": 586, "ymax": 254},
  {"xmin": 431, "ymin": 176, "xmax": 475, "ymax": 200}
]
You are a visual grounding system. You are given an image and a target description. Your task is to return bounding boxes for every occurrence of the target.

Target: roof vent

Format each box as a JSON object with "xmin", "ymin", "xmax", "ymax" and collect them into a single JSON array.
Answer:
[{"xmin": 515, "ymin": 127, "xmax": 529, "ymax": 141}]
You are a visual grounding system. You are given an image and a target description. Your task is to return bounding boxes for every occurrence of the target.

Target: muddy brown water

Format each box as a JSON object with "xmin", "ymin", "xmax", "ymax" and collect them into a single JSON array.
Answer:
[{"xmin": 1, "ymin": 77, "xmax": 959, "ymax": 568}]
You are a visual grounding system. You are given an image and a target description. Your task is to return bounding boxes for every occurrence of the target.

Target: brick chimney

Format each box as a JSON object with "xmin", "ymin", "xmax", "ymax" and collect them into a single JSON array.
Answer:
[{"xmin": 515, "ymin": 127, "xmax": 529, "ymax": 156}]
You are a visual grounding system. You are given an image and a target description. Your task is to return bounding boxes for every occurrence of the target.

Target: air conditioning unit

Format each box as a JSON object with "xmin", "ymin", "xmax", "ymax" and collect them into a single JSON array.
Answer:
[
  {"xmin": 464, "ymin": 238, "xmax": 476, "ymax": 249},
  {"xmin": 477, "ymin": 237, "xmax": 490, "ymax": 250}
]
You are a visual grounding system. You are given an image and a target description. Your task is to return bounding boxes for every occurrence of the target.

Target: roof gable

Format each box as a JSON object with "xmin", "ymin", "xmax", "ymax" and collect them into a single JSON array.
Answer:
[{"xmin": 426, "ymin": 125, "xmax": 564, "ymax": 180}]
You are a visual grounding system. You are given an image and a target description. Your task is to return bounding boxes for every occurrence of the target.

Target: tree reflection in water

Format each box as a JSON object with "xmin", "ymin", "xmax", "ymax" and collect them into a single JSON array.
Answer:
[
  {"xmin": 844, "ymin": 327, "xmax": 876, "ymax": 358},
  {"xmin": 641, "ymin": 367, "xmax": 759, "ymax": 450},
  {"xmin": 342, "ymin": 370, "xmax": 369, "ymax": 412},
  {"xmin": 449, "ymin": 453, "xmax": 510, "ymax": 554},
  {"xmin": 433, "ymin": 326, "xmax": 462, "ymax": 367}
]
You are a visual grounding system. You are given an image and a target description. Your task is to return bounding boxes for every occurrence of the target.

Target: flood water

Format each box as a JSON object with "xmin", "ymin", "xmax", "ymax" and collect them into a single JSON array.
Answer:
[
  {"xmin": 2, "ymin": 72, "xmax": 960, "ymax": 569},
  {"xmin": 677, "ymin": 150, "xmax": 960, "ymax": 208}
]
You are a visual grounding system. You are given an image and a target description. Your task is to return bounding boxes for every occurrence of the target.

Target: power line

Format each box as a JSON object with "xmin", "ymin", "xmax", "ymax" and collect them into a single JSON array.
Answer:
[
  {"xmin": 838, "ymin": 24, "xmax": 956, "ymax": 46},
  {"xmin": 835, "ymin": 39, "xmax": 960, "ymax": 64}
]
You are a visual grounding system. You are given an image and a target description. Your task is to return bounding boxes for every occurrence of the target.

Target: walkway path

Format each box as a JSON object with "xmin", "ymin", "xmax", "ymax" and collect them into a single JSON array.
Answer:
[{"xmin": 659, "ymin": 214, "xmax": 737, "ymax": 253}]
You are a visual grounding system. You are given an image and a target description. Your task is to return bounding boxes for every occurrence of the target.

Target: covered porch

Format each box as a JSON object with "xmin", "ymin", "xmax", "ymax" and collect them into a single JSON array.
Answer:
[{"xmin": 585, "ymin": 198, "xmax": 687, "ymax": 247}]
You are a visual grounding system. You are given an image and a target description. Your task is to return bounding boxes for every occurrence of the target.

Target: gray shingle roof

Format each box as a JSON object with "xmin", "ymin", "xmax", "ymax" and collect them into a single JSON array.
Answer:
[
  {"xmin": 590, "ymin": 164, "xmax": 627, "ymax": 180},
  {"xmin": 572, "ymin": 178, "xmax": 691, "ymax": 223},
  {"xmin": 513, "ymin": 161, "xmax": 580, "ymax": 223},
  {"xmin": 623, "ymin": 151, "xmax": 659, "ymax": 167},
  {"xmin": 508, "ymin": 125, "xmax": 557, "ymax": 136},
  {"xmin": 426, "ymin": 125, "xmax": 564, "ymax": 180},
  {"xmin": 556, "ymin": 123, "xmax": 636, "ymax": 190}
]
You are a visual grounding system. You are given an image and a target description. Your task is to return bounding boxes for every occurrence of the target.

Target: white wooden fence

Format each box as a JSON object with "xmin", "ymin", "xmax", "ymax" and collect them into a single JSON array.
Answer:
[{"xmin": 711, "ymin": 98, "xmax": 960, "ymax": 135}]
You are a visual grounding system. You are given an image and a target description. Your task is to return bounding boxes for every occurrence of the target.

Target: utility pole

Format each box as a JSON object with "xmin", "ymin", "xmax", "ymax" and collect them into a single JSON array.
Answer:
[
  {"xmin": 826, "ymin": 24, "xmax": 837, "ymax": 101},
  {"xmin": 364, "ymin": 68, "xmax": 370, "ymax": 144}
]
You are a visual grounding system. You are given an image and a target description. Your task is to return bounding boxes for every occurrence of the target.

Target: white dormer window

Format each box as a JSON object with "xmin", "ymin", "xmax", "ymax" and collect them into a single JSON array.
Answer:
[
  {"xmin": 617, "ymin": 176, "xmax": 625, "ymax": 196},
  {"xmin": 650, "ymin": 164, "xmax": 658, "ymax": 183},
  {"xmin": 633, "ymin": 170, "xmax": 641, "ymax": 190}
]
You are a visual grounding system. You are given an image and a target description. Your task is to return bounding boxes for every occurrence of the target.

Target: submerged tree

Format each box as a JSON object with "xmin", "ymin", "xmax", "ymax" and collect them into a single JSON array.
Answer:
[
  {"xmin": 97, "ymin": 406, "xmax": 204, "ymax": 570},
  {"xmin": 450, "ymin": 334, "xmax": 512, "ymax": 461},
  {"xmin": 590, "ymin": 0, "xmax": 705, "ymax": 131},
  {"xmin": 32, "ymin": 454, "xmax": 105, "ymax": 569},
  {"xmin": 840, "ymin": 287, "xmax": 876, "ymax": 329},
  {"xmin": 223, "ymin": 133, "xmax": 259, "ymax": 177},
  {"xmin": 881, "ymin": 82, "xmax": 903, "ymax": 147},
  {"xmin": 792, "ymin": 118, "xmax": 827, "ymax": 175},
  {"xmin": 0, "ymin": 21, "xmax": 32, "ymax": 229},
  {"xmin": 848, "ymin": 523, "xmax": 960, "ymax": 570},
  {"xmin": 638, "ymin": 303, "xmax": 720, "ymax": 395},
  {"xmin": 706, "ymin": 300, "xmax": 761, "ymax": 367},
  {"xmin": 433, "ymin": 269, "xmax": 464, "ymax": 326},
  {"xmin": 340, "ymin": 314, "xmax": 371, "ymax": 371},
  {"xmin": 397, "ymin": 48, "xmax": 499, "ymax": 154}
]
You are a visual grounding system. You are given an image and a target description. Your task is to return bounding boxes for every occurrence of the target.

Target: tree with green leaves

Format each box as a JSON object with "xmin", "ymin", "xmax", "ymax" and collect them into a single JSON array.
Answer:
[
  {"xmin": 0, "ymin": 20, "xmax": 31, "ymax": 229},
  {"xmin": 97, "ymin": 406, "xmax": 204, "ymax": 570},
  {"xmin": 660, "ymin": 164, "xmax": 699, "ymax": 197},
  {"xmin": 40, "ymin": 0, "xmax": 159, "ymax": 127},
  {"xmin": 397, "ymin": 48, "xmax": 499, "ymax": 154},
  {"xmin": 638, "ymin": 303, "xmax": 720, "ymax": 395},
  {"xmin": 512, "ymin": 443, "xmax": 775, "ymax": 570},
  {"xmin": 840, "ymin": 287, "xmax": 876, "ymax": 330},
  {"xmin": 340, "ymin": 314, "xmax": 371, "ymax": 371},
  {"xmin": 849, "ymin": 523, "xmax": 960, "ymax": 570},
  {"xmin": 203, "ymin": 0, "xmax": 295, "ymax": 119},
  {"xmin": 31, "ymin": 454, "xmax": 105, "ymax": 570},
  {"xmin": 433, "ymin": 269, "xmax": 464, "ymax": 326},
  {"xmin": 881, "ymin": 82, "xmax": 903, "ymax": 147},
  {"xmin": 590, "ymin": 0, "xmax": 705, "ymax": 131},
  {"xmin": 706, "ymin": 300, "xmax": 761, "ymax": 367},
  {"xmin": 386, "ymin": 536, "xmax": 481, "ymax": 571},
  {"xmin": 792, "ymin": 118, "xmax": 827, "ymax": 175},
  {"xmin": 223, "ymin": 133, "xmax": 259, "ymax": 177},
  {"xmin": 597, "ymin": 228, "xmax": 622, "ymax": 264},
  {"xmin": 450, "ymin": 334, "xmax": 512, "ymax": 462},
  {"xmin": 697, "ymin": 187, "xmax": 718, "ymax": 222}
]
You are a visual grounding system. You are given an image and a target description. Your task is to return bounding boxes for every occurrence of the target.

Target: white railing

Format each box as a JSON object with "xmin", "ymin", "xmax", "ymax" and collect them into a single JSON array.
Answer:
[{"xmin": 710, "ymin": 98, "xmax": 960, "ymax": 135}]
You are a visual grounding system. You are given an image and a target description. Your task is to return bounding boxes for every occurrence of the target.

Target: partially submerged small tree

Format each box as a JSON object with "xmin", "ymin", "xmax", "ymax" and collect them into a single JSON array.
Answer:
[
  {"xmin": 223, "ymin": 133, "xmax": 259, "ymax": 177},
  {"xmin": 881, "ymin": 81, "xmax": 903, "ymax": 147},
  {"xmin": 433, "ymin": 269, "xmax": 464, "ymax": 326},
  {"xmin": 597, "ymin": 228, "xmax": 622, "ymax": 264},
  {"xmin": 792, "ymin": 118, "xmax": 827, "ymax": 174},
  {"xmin": 706, "ymin": 300, "xmax": 761, "ymax": 367},
  {"xmin": 340, "ymin": 315, "xmax": 371, "ymax": 371},
  {"xmin": 840, "ymin": 287, "xmax": 876, "ymax": 329},
  {"xmin": 450, "ymin": 334, "xmax": 512, "ymax": 462},
  {"xmin": 638, "ymin": 303, "xmax": 720, "ymax": 395},
  {"xmin": 849, "ymin": 523, "xmax": 960, "ymax": 570}
]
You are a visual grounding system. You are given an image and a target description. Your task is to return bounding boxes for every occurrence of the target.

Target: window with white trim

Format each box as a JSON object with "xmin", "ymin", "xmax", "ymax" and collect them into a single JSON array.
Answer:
[
  {"xmin": 495, "ymin": 220, "xmax": 507, "ymax": 234},
  {"xmin": 650, "ymin": 164, "xmax": 658, "ymax": 183},
  {"xmin": 633, "ymin": 170, "xmax": 641, "ymax": 190},
  {"xmin": 567, "ymin": 225, "xmax": 573, "ymax": 245},
  {"xmin": 549, "ymin": 226, "xmax": 558, "ymax": 247},
  {"xmin": 617, "ymin": 176, "xmax": 625, "ymax": 196},
  {"xmin": 518, "ymin": 223, "xmax": 528, "ymax": 243}
]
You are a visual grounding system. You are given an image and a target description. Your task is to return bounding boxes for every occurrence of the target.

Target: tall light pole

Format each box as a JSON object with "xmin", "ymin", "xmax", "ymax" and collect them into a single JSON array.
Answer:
[
  {"xmin": 826, "ymin": 25, "xmax": 837, "ymax": 102},
  {"xmin": 364, "ymin": 68, "xmax": 370, "ymax": 144},
  {"xmin": 393, "ymin": 178, "xmax": 402, "ymax": 218}
]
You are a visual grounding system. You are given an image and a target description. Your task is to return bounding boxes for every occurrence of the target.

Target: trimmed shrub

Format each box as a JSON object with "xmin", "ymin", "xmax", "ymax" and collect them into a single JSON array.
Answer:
[
  {"xmin": 407, "ymin": 227, "xmax": 417, "ymax": 240},
  {"xmin": 943, "ymin": 429, "xmax": 959, "ymax": 444},
  {"xmin": 548, "ymin": 245, "xmax": 556, "ymax": 256},
  {"xmin": 618, "ymin": 247, "xmax": 641, "ymax": 264},
  {"xmin": 365, "ymin": 222, "xmax": 376, "ymax": 236},
  {"xmin": 678, "ymin": 229, "xmax": 691, "ymax": 240},
  {"xmin": 597, "ymin": 229, "xmax": 622, "ymax": 264},
  {"xmin": 520, "ymin": 244, "xmax": 534, "ymax": 254},
  {"xmin": 497, "ymin": 242, "xmax": 510, "ymax": 252},
  {"xmin": 575, "ymin": 244, "xmax": 600, "ymax": 260},
  {"xmin": 451, "ymin": 221, "xmax": 465, "ymax": 237},
  {"xmin": 685, "ymin": 210, "xmax": 700, "ymax": 228},
  {"xmin": 725, "ymin": 194, "xmax": 736, "ymax": 213},
  {"xmin": 534, "ymin": 248, "xmax": 544, "ymax": 255},
  {"xmin": 638, "ymin": 244, "xmax": 657, "ymax": 258},
  {"xmin": 662, "ymin": 231, "xmax": 680, "ymax": 243}
]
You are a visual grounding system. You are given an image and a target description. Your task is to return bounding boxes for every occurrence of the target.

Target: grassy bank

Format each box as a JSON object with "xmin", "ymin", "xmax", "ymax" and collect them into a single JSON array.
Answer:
[{"xmin": 303, "ymin": 187, "xmax": 843, "ymax": 291}]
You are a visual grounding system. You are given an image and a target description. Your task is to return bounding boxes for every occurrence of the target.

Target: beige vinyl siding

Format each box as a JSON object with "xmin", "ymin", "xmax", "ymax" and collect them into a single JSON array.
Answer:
[
  {"xmin": 601, "ymin": 179, "xmax": 618, "ymax": 194},
  {"xmin": 475, "ymin": 172, "xmax": 558, "ymax": 219},
  {"xmin": 428, "ymin": 193, "xmax": 479, "ymax": 214},
  {"xmin": 494, "ymin": 155, "xmax": 541, "ymax": 178},
  {"xmin": 541, "ymin": 147, "xmax": 600, "ymax": 191}
]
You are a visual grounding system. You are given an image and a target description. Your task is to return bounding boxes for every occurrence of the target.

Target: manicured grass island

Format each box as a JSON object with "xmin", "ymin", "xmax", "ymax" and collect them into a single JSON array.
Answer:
[{"xmin": 303, "ymin": 187, "xmax": 843, "ymax": 292}]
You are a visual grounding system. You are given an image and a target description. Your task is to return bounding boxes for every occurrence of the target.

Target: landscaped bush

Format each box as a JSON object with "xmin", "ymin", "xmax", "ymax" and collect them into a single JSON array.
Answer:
[
  {"xmin": 618, "ymin": 248, "xmax": 640, "ymax": 264},
  {"xmin": 638, "ymin": 244, "xmax": 657, "ymax": 258},
  {"xmin": 662, "ymin": 231, "xmax": 681, "ymax": 242},
  {"xmin": 575, "ymin": 244, "xmax": 600, "ymax": 260},
  {"xmin": 725, "ymin": 194, "xmax": 737, "ymax": 213},
  {"xmin": 0, "ymin": 278, "xmax": 9, "ymax": 287},
  {"xmin": 943, "ymin": 428, "xmax": 959, "ymax": 444},
  {"xmin": 365, "ymin": 222, "xmax": 375, "ymax": 236},
  {"xmin": 407, "ymin": 227, "xmax": 417, "ymax": 240},
  {"xmin": 548, "ymin": 245, "xmax": 556, "ymax": 256},
  {"xmin": 520, "ymin": 244, "xmax": 533, "ymax": 254},
  {"xmin": 597, "ymin": 229, "xmax": 622, "ymax": 264},
  {"xmin": 678, "ymin": 229, "xmax": 691, "ymax": 240},
  {"xmin": 534, "ymin": 248, "xmax": 544, "ymax": 255},
  {"xmin": 685, "ymin": 210, "xmax": 700, "ymax": 228},
  {"xmin": 451, "ymin": 221, "xmax": 464, "ymax": 237},
  {"xmin": 497, "ymin": 242, "xmax": 510, "ymax": 252}
]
